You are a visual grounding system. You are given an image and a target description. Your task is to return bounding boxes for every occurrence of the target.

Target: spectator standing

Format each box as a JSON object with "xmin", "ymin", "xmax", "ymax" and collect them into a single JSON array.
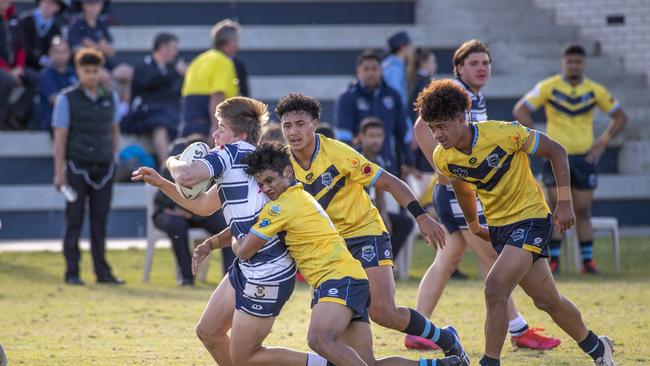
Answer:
[
  {"xmin": 335, "ymin": 50, "xmax": 412, "ymax": 177},
  {"xmin": 18, "ymin": 0, "xmax": 63, "ymax": 71},
  {"xmin": 52, "ymin": 48, "xmax": 123, "ymax": 285},
  {"xmin": 153, "ymin": 135, "xmax": 228, "ymax": 286},
  {"xmin": 382, "ymin": 31, "xmax": 413, "ymax": 108},
  {"xmin": 513, "ymin": 44, "xmax": 628, "ymax": 274},
  {"xmin": 37, "ymin": 36, "xmax": 76, "ymax": 130},
  {"xmin": 357, "ymin": 117, "xmax": 413, "ymax": 260},
  {"xmin": 180, "ymin": 19, "xmax": 240, "ymax": 138},
  {"xmin": 125, "ymin": 32, "xmax": 185, "ymax": 166}
]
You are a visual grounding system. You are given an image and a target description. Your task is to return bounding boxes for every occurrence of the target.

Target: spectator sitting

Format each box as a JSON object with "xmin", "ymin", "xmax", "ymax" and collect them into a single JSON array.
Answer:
[
  {"xmin": 68, "ymin": 0, "xmax": 132, "ymax": 101},
  {"xmin": 260, "ymin": 121, "xmax": 285, "ymax": 144},
  {"xmin": 316, "ymin": 122, "xmax": 335, "ymax": 139},
  {"xmin": 124, "ymin": 32, "xmax": 185, "ymax": 167},
  {"xmin": 335, "ymin": 49, "xmax": 413, "ymax": 177},
  {"xmin": 179, "ymin": 19, "xmax": 240, "ymax": 139},
  {"xmin": 357, "ymin": 116, "xmax": 413, "ymax": 260},
  {"xmin": 37, "ymin": 36, "xmax": 76, "ymax": 130},
  {"xmin": 0, "ymin": 0, "xmax": 39, "ymax": 130},
  {"xmin": 153, "ymin": 134, "xmax": 228, "ymax": 286},
  {"xmin": 18, "ymin": 0, "xmax": 63, "ymax": 71}
]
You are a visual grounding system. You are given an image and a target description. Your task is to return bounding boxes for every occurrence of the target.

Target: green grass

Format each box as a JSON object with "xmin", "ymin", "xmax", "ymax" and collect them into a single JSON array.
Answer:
[{"xmin": 1, "ymin": 237, "xmax": 649, "ymax": 365}]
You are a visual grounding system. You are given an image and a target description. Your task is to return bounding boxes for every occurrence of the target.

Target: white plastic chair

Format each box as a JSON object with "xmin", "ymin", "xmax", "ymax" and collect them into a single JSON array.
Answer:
[
  {"xmin": 562, "ymin": 216, "xmax": 620, "ymax": 273},
  {"xmin": 142, "ymin": 185, "xmax": 211, "ymax": 283}
]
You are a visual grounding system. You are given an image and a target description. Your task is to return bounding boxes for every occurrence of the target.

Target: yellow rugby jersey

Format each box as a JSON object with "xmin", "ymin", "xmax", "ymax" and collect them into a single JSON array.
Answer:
[
  {"xmin": 250, "ymin": 184, "xmax": 367, "ymax": 288},
  {"xmin": 289, "ymin": 135, "xmax": 386, "ymax": 239},
  {"xmin": 433, "ymin": 121, "xmax": 550, "ymax": 226},
  {"xmin": 523, "ymin": 75, "xmax": 619, "ymax": 154},
  {"xmin": 181, "ymin": 49, "xmax": 239, "ymax": 98}
]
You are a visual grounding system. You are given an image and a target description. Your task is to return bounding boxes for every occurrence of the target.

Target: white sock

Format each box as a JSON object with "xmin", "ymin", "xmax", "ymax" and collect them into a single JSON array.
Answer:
[
  {"xmin": 307, "ymin": 352, "xmax": 328, "ymax": 366},
  {"xmin": 508, "ymin": 313, "xmax": 529, "ymax": 336}
]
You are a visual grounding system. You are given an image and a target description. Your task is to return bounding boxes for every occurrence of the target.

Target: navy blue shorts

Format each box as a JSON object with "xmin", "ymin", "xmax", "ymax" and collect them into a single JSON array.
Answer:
[
  {"xmin": 543, "ymin": 154, "xmax": 598, "ymax": 190},
  {"xmin": 311, "ymin": 277, "xmax": 370, "ymax": 323},
  {"xmin": 488, "ymin": 214, "xmax": 553, "ymax": 261},
  {"xmin": 228, "ymin": 261, "xmax": 295, "ymax": 318},
  {"xmin": 434, "ymin": 184, "xmax": 487, "ymax": 234},
  {"xmin": 346, "ymin": 233, "xmax": 393, "ymax": 268}
]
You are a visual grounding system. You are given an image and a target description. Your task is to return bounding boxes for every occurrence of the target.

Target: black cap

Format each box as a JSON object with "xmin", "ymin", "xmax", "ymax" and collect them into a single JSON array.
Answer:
[{"xmin": 388, "ymin": 31, "xmax": 411, "ymax": 52}]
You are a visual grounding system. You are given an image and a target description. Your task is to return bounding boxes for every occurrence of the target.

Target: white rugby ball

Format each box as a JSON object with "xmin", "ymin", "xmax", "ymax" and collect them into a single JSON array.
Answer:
[{"xmin": 175, "ymin": 142, "xmax": 212, "ymax": 200}]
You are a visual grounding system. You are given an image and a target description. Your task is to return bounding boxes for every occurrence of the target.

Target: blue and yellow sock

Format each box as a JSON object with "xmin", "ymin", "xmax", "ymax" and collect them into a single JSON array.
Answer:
[{"xmin": 404, "ymin": 309, "xmax": 454, "ymax": 349}]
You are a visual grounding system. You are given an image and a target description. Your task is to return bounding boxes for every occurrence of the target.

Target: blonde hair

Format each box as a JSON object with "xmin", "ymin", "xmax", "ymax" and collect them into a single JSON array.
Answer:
[{"xmin": 216, "ymin": 97, "xmax": 269, "ymax": 145}]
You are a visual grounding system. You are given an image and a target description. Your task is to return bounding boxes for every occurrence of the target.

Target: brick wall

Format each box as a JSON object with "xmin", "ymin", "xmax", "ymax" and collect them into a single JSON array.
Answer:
[{"xmin": 534, "ymin": 0, "xmax": 650, "ymax": 79}]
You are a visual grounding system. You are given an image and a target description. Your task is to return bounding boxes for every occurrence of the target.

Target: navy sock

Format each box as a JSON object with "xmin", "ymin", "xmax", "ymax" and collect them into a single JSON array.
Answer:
[
  {"xmin": 549, "ymin": 239, "xmax": 562, "ymax": 261},
  {"xmin": 403, "ymin": 309, "xmax": 454, "ymax": 349},
  {"xmin": 580, "ymin": 240, "xmax": 594, "ymax": 264},
  {"xmin": 578, "ymin": 330, "xmax": 604, "ymax": 360},
  {"xmin": 479, "ymin": 355, "xmax": 500, "ymax": 366}
]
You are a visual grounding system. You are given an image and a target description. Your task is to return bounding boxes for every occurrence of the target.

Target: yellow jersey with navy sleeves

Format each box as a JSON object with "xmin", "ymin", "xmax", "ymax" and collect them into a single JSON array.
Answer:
[
  {"xmin": 433, "ymin": 121, "xmax": 550, "ymax": 227},
  {"xmin": 289, "ymin": 135, "xmax": 386, "ymax": 239},
  {"xmin": 523, "ymin": 75, "xmax": 620, "ymax": 154},
  {"xmin": 181, "ymin": 49, "xmax": 239, "ymax": 98},
  {"xmin": 250, "ymin": 184, "xmax": 367, "ymax": 288}
]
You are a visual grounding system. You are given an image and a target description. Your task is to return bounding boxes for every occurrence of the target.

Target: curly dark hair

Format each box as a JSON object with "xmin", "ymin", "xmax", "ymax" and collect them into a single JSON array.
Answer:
[
  {"xmin": 243, "ymin": 142, "xmax": 291, "ymax": 177},
  {"xmin": 414, "ymin": 79, "xmax": 470, "ymax": 123},
  {"xmin": 275, "ymin": 93, "xmax": 320, "ymax": 120}
]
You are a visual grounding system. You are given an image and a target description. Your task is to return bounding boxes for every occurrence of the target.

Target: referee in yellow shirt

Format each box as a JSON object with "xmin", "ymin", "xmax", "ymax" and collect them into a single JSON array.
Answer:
[
  {"xmin": 180, "ymin": 19, "xmax": 240, "ymax": 138},
  {"xmin": 513, "ymin": 44, "xmax": 628, "ymax": 274}
]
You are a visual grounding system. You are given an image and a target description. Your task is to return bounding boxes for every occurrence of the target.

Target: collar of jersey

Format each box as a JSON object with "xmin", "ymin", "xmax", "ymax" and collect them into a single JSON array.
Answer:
[
  {"xmin": 290, "ymin": 134, "xmax": 321, "ymax": 170},
  {"xmin": 454, "ymin": 123, "xmax": 478, "ymax": 155},
  {"xmin": 456, "ymin": 77, "xmax": 481, "ymax": 98}
]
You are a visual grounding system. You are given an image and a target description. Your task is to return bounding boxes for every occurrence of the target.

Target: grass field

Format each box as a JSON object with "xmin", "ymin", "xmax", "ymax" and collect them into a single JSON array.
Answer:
[{"xmin": 1, "ymin": 236, "xmax": 649, "ymax": 365}]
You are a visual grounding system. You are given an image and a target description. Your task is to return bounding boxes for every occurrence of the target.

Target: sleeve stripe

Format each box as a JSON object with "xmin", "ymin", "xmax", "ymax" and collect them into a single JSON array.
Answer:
[
  {"xmin": 198, "ymin": 158, "xmax": 215, "ymax": 178},
  {"xmin": 523, "ymin": 99, "xmax": 538, "ymax": 112},
  {"xmin": 250, "ymin": 228, "xmax": 272, "ymax": 241},
  {"xmin": 529, "ymin": 131, "xmax": 540, "ymax": 155},
  {"xmin": 608, "ymin": 102, "xmax": 621, "ymax": 115},
  {"xmin": 368, "ymin": 168, "xmax": 383, "ymax": 188}
]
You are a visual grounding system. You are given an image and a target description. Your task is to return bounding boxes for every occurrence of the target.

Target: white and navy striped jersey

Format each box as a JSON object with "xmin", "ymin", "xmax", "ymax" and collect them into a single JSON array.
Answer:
[
  {"xmin": 454, "ymin": 78, "xmax": 488, "ymax": 122},
  {"xmin": 200, "ymin": 141, "xmax": 295, "ymax": 282}
]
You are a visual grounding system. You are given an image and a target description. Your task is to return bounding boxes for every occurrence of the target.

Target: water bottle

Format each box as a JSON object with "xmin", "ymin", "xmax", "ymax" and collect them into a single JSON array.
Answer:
[{"xmin": 61, "ymin": 185, "xmax": 78, "ymax": 202}]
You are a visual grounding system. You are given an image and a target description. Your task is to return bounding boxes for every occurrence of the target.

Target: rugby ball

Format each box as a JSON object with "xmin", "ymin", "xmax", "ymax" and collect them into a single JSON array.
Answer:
[{"xmin": 174, "ymin": 142, "xmax": 212, "ymax": 200}]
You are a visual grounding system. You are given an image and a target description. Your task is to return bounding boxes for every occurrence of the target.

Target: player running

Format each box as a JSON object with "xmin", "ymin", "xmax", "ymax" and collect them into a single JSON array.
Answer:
[
  {"xmin": 409, "ymin": 39, "xmax": 560, "ymax": 351},
  {"xmin": 236, "ymin": 142, "xmax": 463, "ymax": 366},
  {"xmin": 416, "ymin": 79, "xmax": 615, "ymax": 366},
  {"xmin": 275, "ymin": 93, "xmax": 469, "ymax": 365}
]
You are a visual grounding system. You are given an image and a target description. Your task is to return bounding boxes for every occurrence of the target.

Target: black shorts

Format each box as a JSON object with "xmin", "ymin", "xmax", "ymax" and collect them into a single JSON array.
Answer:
[
  {"xmin": 311, "ymin": 277, "xmax": 370, "ymax": 323},
  {"xmin": 542, "ymin": 154, "xmax": 598, "ymax": 190},
  {"xmin": 488, "ymin": 214, "xmax": 553, "ymax": 261},
  {"xmin": 346, "ymin": 233, "xmax": 393, "ymax": 268},
  {"xmin": 434, "ymin": 184, "xmax": 487, "ymax": 234}
]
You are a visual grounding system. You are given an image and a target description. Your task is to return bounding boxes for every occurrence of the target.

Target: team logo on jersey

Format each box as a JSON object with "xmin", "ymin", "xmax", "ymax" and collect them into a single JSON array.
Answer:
[
  {"xmin": 361, "ymin": 245, "xmax": 376, "ymax": 262},
  {"xmin": 267, "ymin": 205, "xmax": 281, "ymax": 217},
  {"xmin": 321, "ymin": 172, "xmax": 333, "ymax": 187},
  {"xmin": 361, "ymin": 163, "xmax": 373, "ymax": 176},
  {"xmin": 452, "ymin": 168, "xmax": 468, "ymax": 178},
  {"xmin": 259, "ymin": 218, "xmax": 271, "ymax": 228},
  {"xmin": 327, "ymin": 288, "xmax": 339, "ymax": 296},
  {"xmin": 510, "ymin": 228, "xmax": 526, "ymax": 242},
  {"xmin": 469, "ymin": 157, "xmax": 477, "ymax": 165},
  {"xmin": 255, "ymin": 285, "xmax": 266, "ymax": 298},
  {"xmin": 306, "ymin": 173, "xmax": 314, "ymax": 181},
  {"xmin": 382, "ymin": 96, "xmax": 394, "ymax": 110},
  {"xmin": 486, "ymin": 154, "xmax": 501, "ymax": 169},
  {"xmin": 356, "ymin": 98, "xmax": 369, "ymax": 111}
]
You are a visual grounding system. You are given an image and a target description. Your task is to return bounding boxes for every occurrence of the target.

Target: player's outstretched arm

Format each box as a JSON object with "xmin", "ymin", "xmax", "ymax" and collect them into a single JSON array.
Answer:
[
  {"xmin": 512, "ymin": 99, "xmax": 536, "ymax": 129},
  {"xmin": 166, "ymin": 156, "xmax": 212, "ymax": 188},
  {"xmin": 450, "ymin": 178, "xmax": 489, "ymax": 241},
  {"xmin": 233, "ymin": 234, "xmax": 267, "ymax": 261},
  {"xmin": 527, "ymin": 132, "xmax": 575, "ymax": 232},
  {"xmin": 414, "ymin": 117, "xmax": 438, "ymax": 169},
  {"xmin": 131, "ymin": 167, "xmax": 222, "ymax": 216},
  {"xmin": 374, "ymin": 171, "xmax": 445, "ymax": 248}
]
